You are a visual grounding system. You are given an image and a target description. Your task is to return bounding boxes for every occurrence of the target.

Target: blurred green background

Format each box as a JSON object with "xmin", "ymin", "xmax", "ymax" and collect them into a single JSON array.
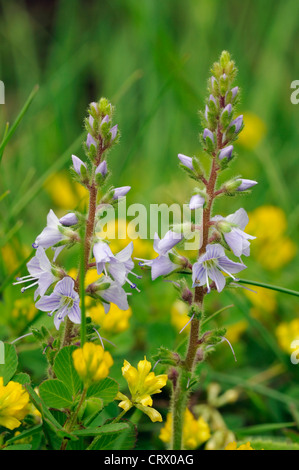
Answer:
[{"xmin": 0, "ymin": 0, "xmax": 299, "ymax": 450}]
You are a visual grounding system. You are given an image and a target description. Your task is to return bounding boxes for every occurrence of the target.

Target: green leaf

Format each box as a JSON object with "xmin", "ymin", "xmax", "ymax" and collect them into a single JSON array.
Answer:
[
  {"xmin": 0, "ymin": 85, "xmax": 39, "ymax": 163},
  {"xmin": 39, "ymin": 379, "xmax": 74, "ymax": 409},
  {"xmin": 5, "ymin": 425, "xmax": 42, "ymax": 445},
  {"xmin": 76, "ymin": 422, "xmax": 129, "ymax": 437},
  {"xmin": 0, "ymin": 343, "xmax": 18, "ymax": 384},
  {"xmin": 3, "ymin": 444, "xmax": 32, "ymax": 450},
  {"xmin": 246, "ymin": 438, "xmax": 299, "ymax": 451},
  {"xmin": 88, "ymin": 420, "xmax": 136, "ymax": 450},
  {"xmin": 53, "ymin": 346, "xmax": 82, "ymax": 397},
  {"xmin": 87, "ymin": 377, "xmax": 118, "ymax": 405},
  {"xmin": 13, "ymin": 372, "xmax": 31, "ymax": 385}
]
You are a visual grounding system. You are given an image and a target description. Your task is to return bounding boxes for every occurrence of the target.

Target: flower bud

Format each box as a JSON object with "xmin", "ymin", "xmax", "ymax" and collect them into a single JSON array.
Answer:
[
  {"xmin": 59, "ymin": 213, "xmax": 79, "ymax": 226},
  {"xmin": 113, "ymin": 186, "xmax": 131, "ymax": 199},
  {"xmin": 72, "ymin": 342, "xmax": 113, "ymax": 386},
  {"xmin": 218, "ymin": 145, "xmax": 233, "ymax": 161},
  {"xmin": 178, "ymin": 154, "xmax": 194, "ymax": 170},
  {"xmin": 72, "ymin": 155, "xmax": 86, "ymax": 176}
]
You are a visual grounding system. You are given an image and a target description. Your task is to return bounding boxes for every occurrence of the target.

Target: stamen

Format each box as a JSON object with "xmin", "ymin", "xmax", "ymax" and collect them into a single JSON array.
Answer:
[
  {"xmin": 93, "ymin": 327, "xmax": 105, "ymax": 349},
  {"xmin": 205, "ymin": 270, "xmax": 211, "ymax": 293},
  {"xmin": 13, "ymin": 276, "xmax": 36, "ymax": 285},
  {"xmin": 32, "ymin": 242, "xmax": 38, "ymax": 249},
  {"xmin": 10, "ymin": 332, "xmax": 34, "ymax": 344},
  {"xmin": 20, "ymin": 280, "xmax": 39, "ymax": 292},
  {"xmin": 179, "ymin": 313, "xmax": 194, "ymax": 334},
  {"xmin": 220, "ymin": 266, "xmax": 236, "ymax": 280},
  {"xmin": 220, "ymin": 336, "xmax": 237, "ymax": 362},
  {"xmin": 126, "ymin": 277, "xmax": 140, "ymax": 292}
]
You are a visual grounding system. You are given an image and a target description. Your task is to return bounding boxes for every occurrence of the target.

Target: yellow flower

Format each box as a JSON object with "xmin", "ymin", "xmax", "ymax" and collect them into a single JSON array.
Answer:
[
  {"xmin": 12, "ymin": 298, "xmax": 37, "ymax": 322},
  {"xmin": 237, "ymin": 112, "xmax": 266, "ymax": 150},
  {"xmin": 170, "ymin": 300, "xmax": 190, "ymax": 334},
  {"xmin": 225, "ymin": 441, "xmax": 253, "ymax": 450},
  {"xmin": 0, "ymin": 377, "xmax": 30, "ymax": 430},
  {"xmin": 247, "ymin": 206, "xmax": 296, "ymax": 270},
  {"xmin": 72, "ymin": 342, "xmax": 113, "ymax": 386},
  {"xmin": 88, "ymin": 303, "xmax": 132, "ymax": 335},
  {"xmin": 226, "ymin": 320, "xmax": 248, "ymax": 343},
  {"xmin": 276, "ymin": 319, "xmax": 299, "ymax": 355},
  {"xmin": 159, "ymin": 409, "xmax": 211, "ymax": 449},
  {"xmin": 45, "ymin": 172, "xmax": 88, "ymax": 209},
  {"xmin": 116, "ymin": 357, "xmax": 168, "ymax": 422}
]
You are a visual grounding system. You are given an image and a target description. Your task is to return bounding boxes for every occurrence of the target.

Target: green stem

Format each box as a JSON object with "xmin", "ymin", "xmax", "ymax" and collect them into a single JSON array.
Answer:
[
  {"xmin": 60, "ymin": 388, "xmax": 87, "ymax": 450},
  {"xmin": 170, "ymin": 95, "xmax": 225, "ymax": 449},
  {"xmin": 237, "ymin": 278, "xmax": 299, "ymax": 298}
]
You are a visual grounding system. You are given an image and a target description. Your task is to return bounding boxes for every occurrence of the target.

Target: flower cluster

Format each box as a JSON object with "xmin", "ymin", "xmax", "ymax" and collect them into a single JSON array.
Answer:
[
  {"xmin": 0, "ymin": 377, "xmax": 30, "ymax": 430},
  {"xmin": 141, "ymin": 53, "xmax": 257, "ymax": 296},
  {"xmin": 116, "ymin": 357, "xmax": 168, "ymax": 422},
  {"xmin": 142, "ymin": 51, "xmax": 258, "ymax": 450},
  {"xmin": 72, "ymin": 342, "xmax": 113, "ymax": 386},
  {"xmin": 159, "ymin": 409, "xmax": 211, "ymax": 449},
  {"xmin": 14, "ymin": 98, "xmax": 138, "ymax": 330}
]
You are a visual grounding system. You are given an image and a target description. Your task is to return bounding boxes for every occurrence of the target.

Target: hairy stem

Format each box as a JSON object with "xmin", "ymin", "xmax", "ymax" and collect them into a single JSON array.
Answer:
[{"xmin": 171, "ymin": 119, "xmax": 223, "ymax": 450}]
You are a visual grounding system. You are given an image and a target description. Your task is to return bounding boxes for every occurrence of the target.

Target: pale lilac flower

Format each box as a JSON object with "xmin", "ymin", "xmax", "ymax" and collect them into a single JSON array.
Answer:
[
  {"xmin": 178, "ymin": 154, "xmax": 193, "ymax": 170},
  {"xmin": 210, "ymin": 76, "xmax": 217, "ymax": 89},
  {"xmin": 35, "ymin": 277, "xmax": 81, "ymax": 330},
  {"xmin": 204, "ymin": 105, "xmax": 209, "ymax": 121},
  {"xmin": 89, "ymin": 114, "xmax": 94, "ymax": 128},
  {"xmin": 189, "ymin": 194, "xmax": 205, "ymax": 210},
  {"xmin": 209, "ymin": 94, "xmax": 217, "ymax": 106},
  {"xmin": 219, "ymin": 145, "xmax": 233, "ymax": 161},
  {"xmin": 203, "ymin": 128, "xmax": 214, "ymax": 143},
  {"xmin": 212, "ymin": 208, "xmax": 255, "ymax": 258},
  {"xmin": 59, "ymin": 213, "xmax": 79, "ymax": 226},
  {"xmin": 221, "ymin": 103, "xmax": 232, "ymax": 116},
  {"xmin": 13, "ymin": 247, "xmax": 57, "ymax": 300},
  {"xmin": 101, "ymin": 115, "xmax": 110, "ymax": 126},
  {"xmin": 34, "ymin": 210, "xmax": 64, "ymax": 250},
  {"xmin": 230, "ymin": 115, "xmax": 243, "ymax": 133},
  {"xmin": 86, "ymin": 133, "xmax": 97, "ymax": 149},
  {"xmin": 231, "ymin": 86, "xmax": 239, "ymax": 99},
  {"xmin": 192, "ymin": 244, "xmax": 246, "ymax": 293},
  {"xmin": 137, "ymin": 231, "xmax": 183, "ymax": 281},
  {"xmin": 72, "ymin": 155, "xmax": 86, "ymax": 176},
  {"xmin": 90, "ymin": 102, "xmax": 99, "ymax": 113},
  {"xmin": 96, "ymin": 276, "xmax": 129, "ymax": 314},
  {"xmin": 113, "ymin": 186, "xmax": 131, "ymax": 199},
  {"xmin": 110, "ymin": 125, "xmax": 118, "ymax": 141},
  {"xmin": 236, "ymin": 179, "xmax": 258, "ymax": 191},
  {"xmin": 95, "ymin": 161, "xmax": 108, "ymax": 176},
  {"xmin": 93, "ymin": 241, "xmax": 139, "ymax": 290}
]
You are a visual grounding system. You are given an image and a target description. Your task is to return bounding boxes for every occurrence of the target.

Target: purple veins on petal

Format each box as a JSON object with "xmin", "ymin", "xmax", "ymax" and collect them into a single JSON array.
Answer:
[
  {"xmin": 13, "ymin": 247, "xmax": 57, "ymax": 298},
  {"xmin": 178, "ymin": 154, "xmax": 194, "ymax": 170}
]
